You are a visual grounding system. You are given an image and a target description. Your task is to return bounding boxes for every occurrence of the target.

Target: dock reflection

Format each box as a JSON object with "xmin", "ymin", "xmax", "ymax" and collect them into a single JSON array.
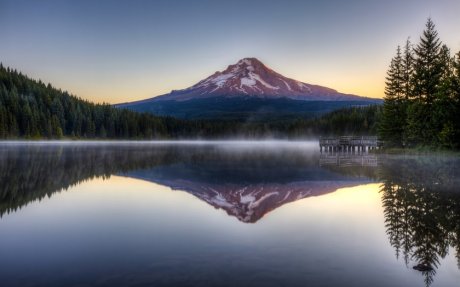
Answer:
[{"xmin": 319, "ymin": 151, "xmax": 378, "ymax": 167}]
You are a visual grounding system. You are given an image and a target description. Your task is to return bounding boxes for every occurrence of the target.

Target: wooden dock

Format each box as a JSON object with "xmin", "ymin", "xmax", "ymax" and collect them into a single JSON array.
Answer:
[{"xmin": 319, "ymin": 136, "xmax": 383, "ymax": 153}]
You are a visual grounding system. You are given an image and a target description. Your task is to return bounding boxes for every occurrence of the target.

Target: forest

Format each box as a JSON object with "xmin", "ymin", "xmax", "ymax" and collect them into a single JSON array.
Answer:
[
  {"xmin": 379, "ymin": 18, "xmax": 460, "ymax": 149},
  {"xmin": 0, "ymin": 63, "xmax": 379, "ymax": 139}
]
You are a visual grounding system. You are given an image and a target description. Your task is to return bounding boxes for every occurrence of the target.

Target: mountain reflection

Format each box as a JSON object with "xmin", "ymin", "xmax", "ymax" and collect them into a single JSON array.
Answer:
[{"xmin": 121, "ymin": 146, "xmax": 375, "ymax": 223}]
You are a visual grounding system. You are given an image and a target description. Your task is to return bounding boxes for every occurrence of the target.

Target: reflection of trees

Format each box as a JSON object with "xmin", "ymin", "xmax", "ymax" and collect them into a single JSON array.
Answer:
[
  {"xmin": 0, "ymin": 145, "xmax": 185, "ymax": 216},
  {"xmin": 379, "ymin": 156, "xmax": 460, "ymax": 286}
]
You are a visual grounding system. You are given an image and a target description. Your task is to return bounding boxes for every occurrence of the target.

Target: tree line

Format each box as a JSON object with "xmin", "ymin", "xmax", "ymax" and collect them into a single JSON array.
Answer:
[
  {"xmin": 0, "ymin": 63, "xmax": 379, "ymax": 139},
  {"xmin": 0, "ymin": 64, "xmax": 204, "ymax": 139},
  {"xmin": 380, "ymin": 18, "xmax": 460, "ymax": 149}
]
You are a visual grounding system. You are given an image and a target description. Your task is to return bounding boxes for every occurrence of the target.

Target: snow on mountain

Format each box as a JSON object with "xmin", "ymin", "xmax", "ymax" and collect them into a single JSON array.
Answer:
[
  {"xmin": 194, "ymin": 58, "xmax": 304, "ymax": 95},
  {"xmin": 122, "ymin": 57, "xmax": 370, "ymax": 104}
]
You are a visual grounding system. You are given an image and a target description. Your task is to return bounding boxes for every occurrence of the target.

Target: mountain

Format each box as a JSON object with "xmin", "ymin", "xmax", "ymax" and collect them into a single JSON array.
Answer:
[
  {"xmin": 136, "ymin": 57, "xmax": 368, "ymax": 102},
  {"xmin": 116, "ymin": 58, "xmax": 381, "ymax": 121}
]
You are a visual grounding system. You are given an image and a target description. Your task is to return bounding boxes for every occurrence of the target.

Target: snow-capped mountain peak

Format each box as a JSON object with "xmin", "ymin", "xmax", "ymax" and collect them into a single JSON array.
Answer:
[
  {"xmin": 143, "ymin": 57, "xmax": 367, "ymax": 102},
  {"xmin": 186, "ymin": 57, "xmax": 322, "ymax": 97}
]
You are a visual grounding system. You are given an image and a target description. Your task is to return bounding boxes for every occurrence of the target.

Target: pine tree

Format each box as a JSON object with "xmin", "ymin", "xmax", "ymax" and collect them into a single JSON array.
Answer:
[
  {"xmin": 400, "ymin": 38, "xmax": 414, "ymax": 143},
  {"xmin": 412, "ymin": 18, "xmax": 443, "ymax": 103},
  {"xmin": 380, "ymin": 46, "xmax": 406, "ymax": 146},
  {"xmin": 433, "ymin": 45, "xmax": 457, "ymax": 148},
  {"xmin": 402, "ymin": 38, "xmax": 414, "ymax": 99},
  {"xmin": 452, "ymin": 51, "xmax": 460, "ymax": 148},
  {"xmin": 406, "ymin": 18, "xmax": 443, "ymax": 146},
  {"xmin": 437, "ymin": 44, "xmax": 455, "ymax": 101},
  {"xmin": 452, "ymin": 51, "xmax": 460, "ymax": 98}
]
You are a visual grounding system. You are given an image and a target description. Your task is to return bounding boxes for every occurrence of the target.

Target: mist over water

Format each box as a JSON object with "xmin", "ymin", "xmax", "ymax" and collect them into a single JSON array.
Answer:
[
  {"xmin": 0, "ymin": 141, "xmax": 459, "ymax": 287},
  {"xmin": 0, "ymin": 139, "xmax": 320, "ymax": 147}
]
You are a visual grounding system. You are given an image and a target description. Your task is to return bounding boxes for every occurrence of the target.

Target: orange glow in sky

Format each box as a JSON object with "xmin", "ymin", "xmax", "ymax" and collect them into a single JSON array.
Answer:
[{"xmin": 2, "ymin": 0, "xmax": 459, "ymax": 104}]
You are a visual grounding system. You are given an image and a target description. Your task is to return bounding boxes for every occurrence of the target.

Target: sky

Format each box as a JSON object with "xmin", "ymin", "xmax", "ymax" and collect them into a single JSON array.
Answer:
[{"xmin": 1, "ymin": 0, "xmax": 460, "ymax": 104}]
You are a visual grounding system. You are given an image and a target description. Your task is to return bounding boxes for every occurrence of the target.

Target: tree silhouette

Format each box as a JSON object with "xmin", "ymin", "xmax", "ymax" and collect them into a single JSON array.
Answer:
[{"xmin": 380, "ymin": 18, "xmax": 460, "ymax": 149}]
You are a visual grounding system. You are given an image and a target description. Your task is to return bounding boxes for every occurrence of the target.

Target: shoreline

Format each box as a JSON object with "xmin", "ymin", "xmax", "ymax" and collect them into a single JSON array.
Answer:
[
  {"xmin": 0, "ymin": 139, "xmax": 320, "ymax": 146},
  {"xmin": 0, "ymin": 140, "xmax": 458, "ymax": 156}
]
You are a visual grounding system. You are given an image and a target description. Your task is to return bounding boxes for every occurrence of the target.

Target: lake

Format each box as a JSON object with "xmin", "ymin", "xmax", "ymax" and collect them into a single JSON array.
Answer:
[{"xmin": 0, "ymin": 141, "xmax": 459, "ymax": 287}]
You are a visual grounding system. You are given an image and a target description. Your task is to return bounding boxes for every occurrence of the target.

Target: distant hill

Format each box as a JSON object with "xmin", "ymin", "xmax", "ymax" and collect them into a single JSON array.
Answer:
[{"xmin": 116, "ymin": 58, "xmax": 381, "ymax": 120}]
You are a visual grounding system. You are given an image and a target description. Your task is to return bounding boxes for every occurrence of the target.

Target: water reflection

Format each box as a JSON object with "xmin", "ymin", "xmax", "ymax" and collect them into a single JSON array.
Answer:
[
  {"xmin": 378, "ymin": 156, "xmax": 460, "ymax": 286},
  {"xmin": 0, "ymin": 143, "xmax": 459, "ymax": 286},
  {"xmin": 319, "ymin": 152, "xmax": 378, "ymax": 167},
  {"xmin": 0, "ymin": 144, "xmax": 181, "ymax": 216},
  {"xmin": 0, "ymin": 143, "xmax": 372, "ymax": 222},
  {"xmin": 321, "ymin": 151, "xmax": 460, "ymax": 286}
]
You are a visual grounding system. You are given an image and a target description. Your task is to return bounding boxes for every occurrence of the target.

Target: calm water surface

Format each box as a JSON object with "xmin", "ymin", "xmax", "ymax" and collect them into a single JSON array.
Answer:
[{"xmin": 0, "ymin": 141, "xmax": 459, "ymax": 287}]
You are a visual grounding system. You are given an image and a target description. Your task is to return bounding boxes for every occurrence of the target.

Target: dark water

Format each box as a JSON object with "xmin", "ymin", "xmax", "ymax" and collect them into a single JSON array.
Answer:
[{"xmin": 0, "ymin": 141, "xmax": 459, "ymax": 287}]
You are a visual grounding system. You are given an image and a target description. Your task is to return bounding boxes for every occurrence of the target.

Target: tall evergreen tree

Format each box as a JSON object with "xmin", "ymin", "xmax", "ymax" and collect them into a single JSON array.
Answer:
[
  {"xmin": 452, "ymin": 51, "xmax": 460, "ymax": 99},
  {"xmin": 433, "ymin": 45, "xmax": 457, "ymax": 148},
  {"xmin": 380, "ymin": 46, "xmax": 406, "ymax": 146},
  {"xmin": 451, "ymin": 51, "xmax": 460, "ymax": 148},
  {"xmin": 402, "ymin": 38, "xmax": 414, "ymax": 99},
  {"xmin": 400, "ymin": 38, "xmax": 414, "ymax": 143},
  {"xmin": 412, "ymin": 18, "xmax": 443, "ymax": 103},
  {"xmin": 406, "ymin": 18, "xmax": 442, "ymax": 146}
]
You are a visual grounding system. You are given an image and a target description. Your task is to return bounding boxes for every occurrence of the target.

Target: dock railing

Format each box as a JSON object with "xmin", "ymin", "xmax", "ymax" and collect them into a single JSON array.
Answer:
[{"xmin": 319, "ymin": 136, "xmax": 383, "ymax": 152}]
